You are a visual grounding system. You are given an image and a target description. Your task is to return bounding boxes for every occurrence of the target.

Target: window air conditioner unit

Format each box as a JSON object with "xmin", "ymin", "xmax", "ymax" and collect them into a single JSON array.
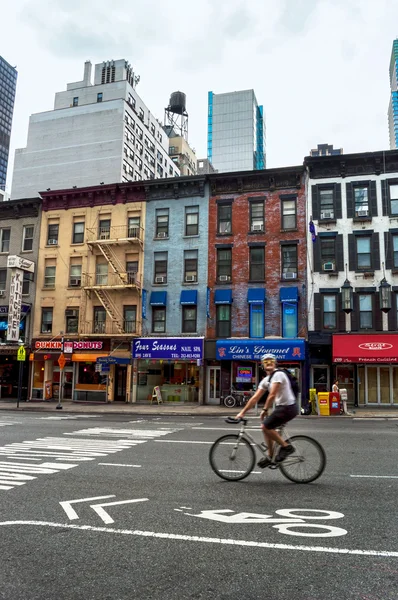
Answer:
[
  {"xmin": 157, "ymin": 232, "xmax": 167, "ymax": 238},
  {"xmin": 323, "ymin": 261, "xmax": 335, "ymax": 271},
  {"xmin": 99, "ymin": 232, "xmax": 110, "ymax": 240},
  {"xmin": 70, "ymin": 279, "xmax": 81, "ymax": 287},
  {"xmin": 219, "ymin": 275, "xmax": 230, "ymax": 282},
  {"xmin": 0, "ymin": 290, "xmax": 4, "ymax": 297},
  {"xmin": 283, "ymin": 272, "xmax": 297, "ymax": 279},
  {"xmin": 65, "ymin": 309, "xmax": 79, "ymax": 317},
  {"xmin": 48, "ymin": 239, "xmax": 58, "ymax": 245},
  {"xmin": 252, "ymin": 223, "xmax": 264, "ymax": 231},
  {"xmin": 185, "ymin": 275, "xmax": 197, "ymax": 282},
  {"xmin": 357, "ymin": 209, "xmax": 369, "ymax": 217},
  {"xmin": 155, "ymin": 276, "xmax": 166, "ymax": 283},
  {"xmin": 320, "ymin": 211, "xmax": 333, "ymax": 219}
]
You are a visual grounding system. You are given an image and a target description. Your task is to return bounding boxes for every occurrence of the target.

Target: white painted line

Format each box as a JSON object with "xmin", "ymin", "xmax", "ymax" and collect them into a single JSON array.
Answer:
[
  {"xmin": 192, "ymin": 427, "xmax": 261, "ymax": 431},
  {"xmin": 219, "ymin": 470, "xmax": 262, "ymax": 475},
  {"xmin": 155, "ymin": 440, "xmax": 213, "ymax": 444},
  {"xmin": 353, "ymin": 418, "xmax": 387, "ymax": 421},
  {"xmin": 60, "ymin": 495, "xmax": 115, "ymax": 521},
  {"xmin": 1, "ymin": 521, "xmax": 397, "ymax": 557},
  {"xmin": 90, "ymin": 498, "xmax": 148, "ymax": 524},
  {"xmin": 350, "ymin": 475, "xmax": 398, "ymax": 479},
  {"xmin": 98, "ymin": 463, "xmax": 141, "ymax": 468}
]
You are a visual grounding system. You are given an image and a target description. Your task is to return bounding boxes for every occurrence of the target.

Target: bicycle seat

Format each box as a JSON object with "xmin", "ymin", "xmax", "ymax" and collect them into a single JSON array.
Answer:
[{"xmin": 225, "ymin": 417, "xmax": 248, "ymax": 425}]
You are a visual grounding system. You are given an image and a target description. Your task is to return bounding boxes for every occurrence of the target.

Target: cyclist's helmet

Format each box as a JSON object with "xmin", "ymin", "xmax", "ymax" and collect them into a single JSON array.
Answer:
[{"xmin": 261, "ymin": 353, "xmax": 277, "ymax": 362}]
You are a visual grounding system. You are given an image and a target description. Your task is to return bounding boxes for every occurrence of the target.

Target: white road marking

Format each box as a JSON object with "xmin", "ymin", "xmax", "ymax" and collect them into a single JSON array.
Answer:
[
  {"xmin": 90, "ymin": 498, "xmax": 148, "ymax": 525},
  {"xmin": 155, "ymin": 440, "xmax": 212, "ymax": 444},
  {"xmin": 64, "ymin": 427, "xmax": 181, "ymax": 438},
  {"xmin": 350, "ymin": 475, "xmax": 398, "ymax": 479},
  {"xmin": 1, "ymin": 521, "xmax": 397, "ymax": 557},
  {"xmin": 192, "ymin": 427, "xmax": 261, "ymax": 431},
  {"xmin": 353, "ymin": 418, "xmax": 387, "ymax": 421},
  {"xmin": 98, "ymin": 463, "xmax": 141, "ymax": 468},
  {"xmin": 60, "ymin": 495, "xmax": 114, "ymax": 521},
  {"xmin": 219, "ymin": 470, "xmax": 262, "ymax": 475}
]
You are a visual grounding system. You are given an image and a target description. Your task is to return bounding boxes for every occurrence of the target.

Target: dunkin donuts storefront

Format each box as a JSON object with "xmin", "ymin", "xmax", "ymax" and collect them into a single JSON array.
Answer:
[{"xmin": 333, "ymin": 334, "xmax": 398, "ymax": 406}]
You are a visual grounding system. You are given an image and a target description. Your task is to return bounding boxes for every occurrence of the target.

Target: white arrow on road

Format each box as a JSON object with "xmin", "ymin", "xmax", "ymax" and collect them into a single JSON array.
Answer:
[{"xmin": 60, "ymin": 495, "xmax": 148, "ymax": 524}]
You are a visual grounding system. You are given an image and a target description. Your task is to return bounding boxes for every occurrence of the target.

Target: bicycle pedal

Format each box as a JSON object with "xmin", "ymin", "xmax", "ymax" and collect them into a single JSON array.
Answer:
[{"xmin": 269, "ymin": 464, "xmax": 279, "ymax": 470}]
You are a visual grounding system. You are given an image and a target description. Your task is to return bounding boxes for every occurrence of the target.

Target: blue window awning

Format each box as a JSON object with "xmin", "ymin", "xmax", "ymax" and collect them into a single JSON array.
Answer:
[
  {"xmin": 280, "ymin": 287, "xmax": 299, "ymax": 303},
  {"xmin": 180, "ymin": 290, "xmax": 198, "ymax": 305},
  {"xmin": 150, "ymin": 291, "xmax": 167, "ymax": 306},
  {"xmin": 214, "ymin": 289, "xmax": 233, "ymax": 304},
  {"xmin": 247, "ymin": 288, "xmax": 266, "ymax": 304}
]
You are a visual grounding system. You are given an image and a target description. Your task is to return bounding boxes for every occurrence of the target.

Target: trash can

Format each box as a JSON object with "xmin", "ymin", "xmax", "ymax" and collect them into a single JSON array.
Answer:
[
  {"xmin": 329, "ymin": 392, "xmax": 341, "ymax": 415},
  {"xmin": 318, "ymin": 392, "xmax": 330, "ymax": 416}
]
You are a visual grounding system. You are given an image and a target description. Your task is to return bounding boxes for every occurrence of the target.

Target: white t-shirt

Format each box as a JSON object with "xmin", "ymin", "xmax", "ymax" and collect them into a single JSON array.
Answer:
[{"xmin": 258, "ymin": 370, "xmax": 296, "ymax": 407}]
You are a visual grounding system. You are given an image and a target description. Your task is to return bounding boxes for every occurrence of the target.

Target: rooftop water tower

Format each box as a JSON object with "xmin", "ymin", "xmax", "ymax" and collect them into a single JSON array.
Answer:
[{"xmin": 164, "ymin": 91, "xmax": 188, "ymax": 140}]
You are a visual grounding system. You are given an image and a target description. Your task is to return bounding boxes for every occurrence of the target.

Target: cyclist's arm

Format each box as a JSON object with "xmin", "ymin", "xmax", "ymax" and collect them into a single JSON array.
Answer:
[
  {"xmin": 264, "ymin": 382, "xmax": 279, "ymax": 410},
  {"xmin": 236, "ymin": 387, "xmax": 265, "ymax": 418}
]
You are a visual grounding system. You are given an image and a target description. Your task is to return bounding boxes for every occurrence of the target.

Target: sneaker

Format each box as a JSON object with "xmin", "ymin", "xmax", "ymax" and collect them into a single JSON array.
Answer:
[
  {"xmin": 257, "ymin": 456, "xmax": 273, "ymax": 468},
  {"xmin": 276, "ymin": 444, "xmax": 295, "ymax": 463}
]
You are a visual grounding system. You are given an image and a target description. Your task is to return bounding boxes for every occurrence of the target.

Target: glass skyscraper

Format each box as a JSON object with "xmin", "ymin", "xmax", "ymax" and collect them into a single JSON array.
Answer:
[
  {"xmin": 207, "ymin": 89, "xmax": 265, "ymax": 173},
  {"xmin": 0, "ymin": 56, "xmax": 17, "ymax": 190},
  {"xmin": 388, "ymin": 39, "xmax": 398, "ymax": 150}
]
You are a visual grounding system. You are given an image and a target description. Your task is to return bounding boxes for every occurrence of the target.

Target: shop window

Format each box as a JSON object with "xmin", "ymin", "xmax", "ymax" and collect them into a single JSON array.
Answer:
[
  {"xmin": 359, "ymin": 294, "xmax": 373, "ymax": 329},
  {"xmin": 96, "ymin": 262, "xmax": 108, "ymax": 285},
  {"xmin": 249, "ymin": 247, "xmax": 265, "ymax": 281},
  {"xmin": 152, "ymin": 307, "xmax": 166, "ymax": 333},
  {"xmin": 281, "ymin": 196, "xmax": 297, "ymax": 230},
  {"xmin": 41, "ymin": 308, "xmax": 53, "ymax": 333},
  {"xmin": 156, "ymin": 208, "xmax": 169, "ymax": 238},
  {"xmin": 126, "ymin": 260, "xmax": 138, "ymax": 284},
  {"xmin": 217, "ymin": 247, "xmax": 232, "ymax": 282},
  {"xmin": 44, "ymin": 264, "xmax": 56, "ymax": 288},
  {"xmin": 182, "ymin": 306, "xmax": 197, "ymax": 333},
  {"xmin": 72, "ymin": 221, "xmax": 84, "ymax": 244},
  {"xmin": 185, "ymin": 205, "xmax": 199, "ymax": 236},
  {"xmin": 249, "ymin": 303, "xmax": 264, "ymax": 338},
  {"xmin": 69, "ymin": 264, "xmax": 82, "ymax": 287},
  {"xmin": 218, "ymin": 203, "xmax": 232, "ymax": 235},
  {"xmin": 250, "ymin": 201, "xmax": 264, "ymax": 232},
  {"xmin": 154, "ymin": 252, "xmax": 167, "ymax": 284},
  {"xmin": 322, "ymin": 294, "xmax": 337, "ymax": 329},
  {"xmin": 124, "ymin": 306, "xmax": 137, "ymax": 333},
  {"xmin": 0, "ymin": 228, "xmax": 10, "ymax": 253},
  {"xmin": 0, "ymin": 269, "xmax": 6, "ymax": 291},
  {"xmin": 65, "ymin": 309, "xmax": 79, "ymax": 334},
  {"xmin": 98, "ymin": 219, "xmax": 111, "ymax": 240},
  {"xmin": 22, "ymin": 225, "xmax": 34, "ymax": 251},
  {"xmin": 216, "ymin": 305, "xmax": 231, "ymax": 337},
  {"xmin": 128, "ymin": 216, "xmax": 140, "ymax": 238},
  {"xmin": 318, "ymin": 188, "xmax": 335, "ymax": 219},
  {"xmin": 281, "ymin": 244, "xmax": 297, "ymax": 280},
  {"xmin": 47, "ymin": 223, "xmax": 59, "ymax": 245},
  {"xmin": 184, "ymin": 250, "xmax": 198, "ymax": 282},
  {"xmin": 93, "ymin": 307, "xmax": 106, "ymax": 333}
]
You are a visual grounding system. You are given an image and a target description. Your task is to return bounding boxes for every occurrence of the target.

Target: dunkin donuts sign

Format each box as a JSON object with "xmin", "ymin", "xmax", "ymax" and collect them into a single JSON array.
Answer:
[{"xmin": 35, "ymin": 341, "xmax": 103, "ymax": 351}]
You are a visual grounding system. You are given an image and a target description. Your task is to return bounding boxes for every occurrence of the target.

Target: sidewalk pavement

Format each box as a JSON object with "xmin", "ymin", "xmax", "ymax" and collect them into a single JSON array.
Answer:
[{"xmin": 0, "ymin": 399, "xmax": 397, "ymax": 418}]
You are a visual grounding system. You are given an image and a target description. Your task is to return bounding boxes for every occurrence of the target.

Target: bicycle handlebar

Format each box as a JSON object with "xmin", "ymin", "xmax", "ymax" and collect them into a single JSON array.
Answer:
[{"xmin": 225, "ymin": 417, "xmax": 248, "ymax": 425}]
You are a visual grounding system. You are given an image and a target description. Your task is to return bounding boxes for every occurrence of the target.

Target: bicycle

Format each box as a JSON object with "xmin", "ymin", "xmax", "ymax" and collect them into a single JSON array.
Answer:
[
  {"xmin": 209, "ymin": 417, "xmax": 326, "ymax": 484},
  {"xmin": 222, "ymin": 389, "xmax": 253, "ymax": 408}
]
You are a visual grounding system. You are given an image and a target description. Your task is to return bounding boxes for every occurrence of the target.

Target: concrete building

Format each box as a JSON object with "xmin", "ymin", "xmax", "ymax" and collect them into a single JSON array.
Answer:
[
  {"xmin": 197, "ymin": 158, "xmax": 217, "ymax": 175},
  {"xmin": 0, "ymin": 190, "xmax": 10, "ymax": 202},
  {"xmin": 388, "ymin": 39, "xmax": 398, "ymax": 149},
  {"xmin": 310, "ymin": 144, "xmax": 343, "ymax": 157},
  {"xmin": 0, "ymin": 56, "xmax": 17, "ymax": 190},
  {"xmin": 31, "ymin": 183, "xmax": 145, "ymax": 403},
  {"xmin": 11, "ymin": 59, "xmax": 180, "ymax": 200},
  {"xmin": 167, "ymin": 135, "xmax": 197, "ymax": 177},
  {"xmin": 207, "ymin": 89, "xmax": 265, "ymax": 173},
  {"xmin": 306, "ymin": 149, "xmax": 398, "ymax": 407}
]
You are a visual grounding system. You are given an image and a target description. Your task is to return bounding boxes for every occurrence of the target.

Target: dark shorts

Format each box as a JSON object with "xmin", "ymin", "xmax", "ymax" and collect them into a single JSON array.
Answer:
[{"xmin": 263, "ymin": 404, "xmax": 298, "ymax": 430}]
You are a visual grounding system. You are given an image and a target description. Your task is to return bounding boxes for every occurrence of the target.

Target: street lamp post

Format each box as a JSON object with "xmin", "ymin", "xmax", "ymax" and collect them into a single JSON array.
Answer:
[
  {"xmin": 56, "ymin": 332, "xmax": 64, "ymax": 410},
  {"xmin": 17, "ymin": 338, "xmax": 25, "ymax": 409}
]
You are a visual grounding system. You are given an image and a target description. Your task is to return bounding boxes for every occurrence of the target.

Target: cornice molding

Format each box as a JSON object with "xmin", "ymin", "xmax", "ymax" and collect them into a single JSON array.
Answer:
[{"xmin": 209, "ymin": 169, "xmax": 304, "ymax": 195}]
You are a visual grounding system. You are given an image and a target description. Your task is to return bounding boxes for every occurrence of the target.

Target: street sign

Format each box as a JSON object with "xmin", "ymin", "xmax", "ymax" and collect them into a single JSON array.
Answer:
[
  {"xmin": 7, "ymin": 255, "xmax": 35, "ymax": 273},
  {"xmin": 17, "ymin": 346, "xmax": 26, "ymax": 361},
  {"xmin": 58, "ymin": 353, "xmax": 66, "ymax": 370}
]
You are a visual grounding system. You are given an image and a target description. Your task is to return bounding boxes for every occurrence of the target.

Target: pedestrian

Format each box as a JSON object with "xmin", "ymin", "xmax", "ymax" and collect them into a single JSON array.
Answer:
[{"xmin": 332, "ymin": 380, "xmax": 339, "ymax": 393}]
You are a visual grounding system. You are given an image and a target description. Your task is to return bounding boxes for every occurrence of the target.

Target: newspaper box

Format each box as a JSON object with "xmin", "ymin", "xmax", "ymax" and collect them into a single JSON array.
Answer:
[
  {"xmin": 318, "ymin": 392, "xmax": 330, "ymax": 416},
  {"xmin": 329, "ymin": 391, "xmax": 341, "ymax": 415}
]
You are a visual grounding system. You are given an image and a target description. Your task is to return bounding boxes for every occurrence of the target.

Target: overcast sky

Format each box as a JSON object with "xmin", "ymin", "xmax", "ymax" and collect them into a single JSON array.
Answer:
[{"xmin": 3, "ymin": 0, "xmax": 398, "ymax": 191}]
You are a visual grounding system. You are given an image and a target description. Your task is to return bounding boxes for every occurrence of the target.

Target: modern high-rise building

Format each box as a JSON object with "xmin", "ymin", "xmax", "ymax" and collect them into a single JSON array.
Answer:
[
  {"xmin": 207, "ymin": 89, "xmax": 265, "ymax": 173},
  {"xmin": 11, "ymin": 59, "xmax": 179, "ymax": 200},
  {"xmin": 0, "ymin": 56, "xmax": 17, "ymax": 191},
  {"xmin": 309, "ymin": 144, "xmax": 343, "ymax": 157},
  {"xmin": 388, "ymin": 39, "xmax": 398, "ymax": 149}
]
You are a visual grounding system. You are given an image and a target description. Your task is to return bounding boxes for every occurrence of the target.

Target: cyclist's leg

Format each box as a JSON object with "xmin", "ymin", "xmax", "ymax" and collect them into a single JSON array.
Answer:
[{"xmin": 263, "ymin": 405, "xmax": 297, "ymax": 450}]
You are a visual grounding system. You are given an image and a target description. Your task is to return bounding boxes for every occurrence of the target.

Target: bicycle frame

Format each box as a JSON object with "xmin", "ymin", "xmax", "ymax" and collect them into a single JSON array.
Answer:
[{"xmin": 231, "ymin": 421, "xmax": 298, "ymax": 466}]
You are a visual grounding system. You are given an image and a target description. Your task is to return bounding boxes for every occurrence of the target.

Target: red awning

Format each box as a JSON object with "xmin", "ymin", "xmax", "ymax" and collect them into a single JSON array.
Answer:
[{"xmin": 333, "ymin": 334, "xmax": 398, "ymax": 363}]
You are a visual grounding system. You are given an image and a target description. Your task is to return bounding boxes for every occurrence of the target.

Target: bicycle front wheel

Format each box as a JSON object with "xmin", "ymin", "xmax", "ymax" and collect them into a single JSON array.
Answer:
[
  {"xmin": 223, "ymin": 395, "xmax": 237, "ymax": 408},
  {"xmin": 209, "ymin": 435, "xmax": 255, "ymax": 481},
  {"xmin": 279, "ymin": 435, "xmax": 326, "ymax": 484}
]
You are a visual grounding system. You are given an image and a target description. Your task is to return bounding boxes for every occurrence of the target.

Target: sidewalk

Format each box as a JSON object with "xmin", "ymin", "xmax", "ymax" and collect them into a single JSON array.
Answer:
[{"xmin": 0, "ymin": 399, "xmax": 397, "ymax": 418}]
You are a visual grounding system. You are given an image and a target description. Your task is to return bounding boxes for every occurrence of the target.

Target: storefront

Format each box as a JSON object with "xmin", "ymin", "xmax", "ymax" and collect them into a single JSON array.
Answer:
[
  {"xmin": 132, "ymin": 337, "xmax": 204, "ymax": 404},
  {"xmin": 207, "ymin": 338, "xmax": 306, "ymax": 405},
  {"xmin": 333, "ymin": 334, "xmax": 398, "ymax": 405}
]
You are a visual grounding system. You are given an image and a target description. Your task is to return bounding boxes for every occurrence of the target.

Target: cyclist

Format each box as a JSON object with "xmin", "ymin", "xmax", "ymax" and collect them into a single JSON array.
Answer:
[{"xmin": 235, "ymin": 353, "xmax": 297, "ymax": 468}]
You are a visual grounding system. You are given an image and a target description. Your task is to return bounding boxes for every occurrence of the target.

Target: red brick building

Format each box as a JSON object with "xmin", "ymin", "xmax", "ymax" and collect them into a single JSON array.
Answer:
[{"xmin": 204, "ymin": 167, "xmax": 307, "ymax": 404}]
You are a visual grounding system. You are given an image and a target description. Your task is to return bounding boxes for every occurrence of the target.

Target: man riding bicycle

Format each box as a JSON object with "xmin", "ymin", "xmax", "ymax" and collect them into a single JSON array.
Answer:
[{"xmin": 235, "ymin": 353, "xmax": 298, "ymax": 468}]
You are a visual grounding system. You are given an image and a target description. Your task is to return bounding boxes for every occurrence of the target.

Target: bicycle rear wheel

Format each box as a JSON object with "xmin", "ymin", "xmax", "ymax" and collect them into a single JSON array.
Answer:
[
  {"xmin": 279, "ymin": 435, "xmax": 326, "ymax": 483},
  {"xmin": 209, "ymin": 435, "xmax": 255, "ymax": 481}
]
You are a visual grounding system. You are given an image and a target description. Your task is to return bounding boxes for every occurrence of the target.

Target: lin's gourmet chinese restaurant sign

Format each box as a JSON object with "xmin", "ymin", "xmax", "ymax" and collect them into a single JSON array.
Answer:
[
  {"xmin": 216, "ymin": 339, "xmax": 305, "ymax": 361},
  {"xmin": 132, "ymin": 338, "xmax": 204, "ymax": 360},
  {"xmin": 333, "ymin": 334, "xmax": 398, "ymax": 363}
]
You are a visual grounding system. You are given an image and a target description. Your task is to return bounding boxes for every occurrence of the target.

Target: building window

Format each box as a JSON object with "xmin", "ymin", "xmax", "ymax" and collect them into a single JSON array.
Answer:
[
  {"xmin": 126, "ymin": 260, "xmax": 138, "ymax": 284},
  {"xmin": 73, "ymin": 97, "xmax": 78, "ymax": 107},
  {"xmin": 182, "ymin": 306, "xmax": 197, "ymax": 333},
  {"xmin": 184, "ymin": 250, "xmax": 198, "ymax": 282},
  {"xmin": 22, "ymin": 226, "xmax": 34, "ymax": 251},
  {"xmin": 359, "ymin": 294, "xmax": 373, "ymax": 329},
  {"xmin": 72, "ymin": 222, "xmax": 84, "ymax": 244},
  {"xmin": 154, "ymin": 252, "xmax": 167, "ymax": 284},
  {"xmin": 44, "ymin": 264, "xmax": 56, "ymax": 288},
  {"xmin": 128, "ymin": 216, "xmax": 140, "ymax": 238},
  {"xmin": 0, "ymin": 228, "xmax": 10, "ymax": 253},
  {"xmin": 41, "ymin": 308, "xmax": 53, "ymax": 333},
  {"xmin": 156, "ymin": 208, "xmax": 169, "ymax": 238},
  {"xmin": 320, "ymin": 237, "xmax": 336, "ymax": 271},
  {"xmin": 250, "ymin": 201, "xmax": 264, "ymax": 232},
  {"xmin": 249, "ymin": 247, "xmax": 265, "ymax": 281},
  {"xmin": 96, "ymin": 262, "xmax": 108, "ymax": 285},
  {"xmin": 218, "ymin": 203, "xmax": 232, "ymax": 234},
  {"xmin": 124, "ymin": 306, "xmax": 137, "ymax": 333},
  {"xmin": 69, "ymin": 264, "xmax": 82, "ymax": 287},
  {"xmin": 282, "ymin": 302, "xmax": 298, "ymax": 337},
  {"xmin": 354, "ymin": 186, "xmax": 369, "ymax": 217},
  {"xmin": 65, "ymin": 309, "xmax": 79, "ymax": 334},
  {"xmin": 393, "ymin": 235, "xmax": 398, "ymax": 269},
  {"xmin": 47, "ymin": 224, "xmax": 59, "ymax": 245},
  {"xmin": 93, "ymin": 307, "xmax": 106, "ymax": 334},
  {"xmin": 216, "ymin": 305, "xmax": 231, "ymax": 337},
  {"xmin": 389, "ymin": 183, "xmax": 398, "ymax": 215},
  {"xmin": 281, "ymin": 244, "xmax": 298, "ymax": 279},
  {"xmin": 152, "ymin": 307, "xmax": 166, "ymax": 333},
  {"xmin": 185, "ymin": 205, "xmax": 199, "ymax": 236},
  {"xmin": 98, "ymin": 219, "xmax": 111, "ymax": 239},
  {"xmin": 97, "ymin": 93, "xmax": 103, "ymax": 103},
  {"xmin": 356, "ymin": 237, "xmax": 371, "ymax": 270},
  {"xmin": 0, "ymin": 269, "xmax": 6, "ymax": 291},
  {"xmin": 319, "ymin": 189, "xmax": 335, "ymax": 219},
  {"xmin": 281, "ymin": 197, "xmax": 297, "ymax": 230},
  {"xmin": 323, "ymin": 295, "xmax": 337, "ymax": 329},
  {"xmin": 217, "ymin": 248, "xmax": 232, "ymax": 282},
  {"xmin": 249, "ymin": 303, "xmax": 264, "ymax": 338}
]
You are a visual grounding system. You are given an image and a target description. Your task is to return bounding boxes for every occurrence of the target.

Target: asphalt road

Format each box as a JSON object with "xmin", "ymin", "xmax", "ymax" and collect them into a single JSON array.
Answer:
[{"xmin": 0, "ymin": 412, "xmax": 397, "ymax": 600}]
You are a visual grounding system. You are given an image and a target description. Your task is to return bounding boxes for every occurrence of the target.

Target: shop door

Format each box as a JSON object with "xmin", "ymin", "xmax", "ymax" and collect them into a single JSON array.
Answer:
[
  {"xmin": 114, "ymin": 365, "xmax": 127, "ymax": 402},
  {"xmin": 207, "ymin": 366, "xmax": 221, "ymax": 405},
  {"xmin": 311, "ymin": 365, "xmax": 329, "ymax": 394},
  {"xmin": 365, "ymin": 366, "xmax": 393, "ymax": 405}
]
